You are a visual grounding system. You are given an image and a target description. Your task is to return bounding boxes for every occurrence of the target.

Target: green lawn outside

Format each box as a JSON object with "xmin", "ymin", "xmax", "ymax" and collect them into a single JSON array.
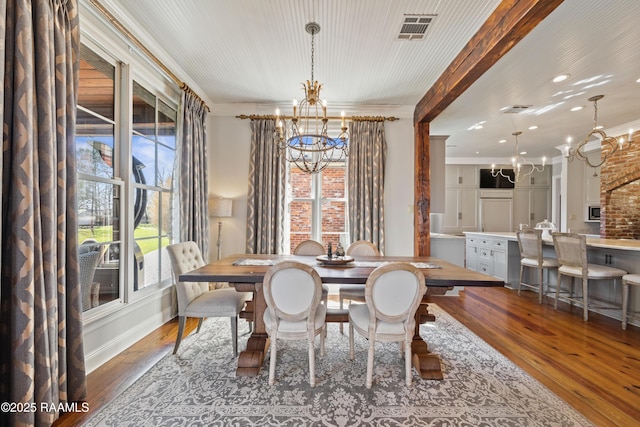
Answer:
[{"xmin": 78, "ymin": 224, "xmax": 170, "ymax": 255}]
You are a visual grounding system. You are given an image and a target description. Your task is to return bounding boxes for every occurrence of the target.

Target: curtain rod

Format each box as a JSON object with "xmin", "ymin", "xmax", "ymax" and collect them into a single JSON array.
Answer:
[
  {"xmin": 236, "ymin": 114, "xmax": 399, "ymax": 122},
  {"xmin": 88, "ymin": 0, "xmax": 210, "ymax": 112}
]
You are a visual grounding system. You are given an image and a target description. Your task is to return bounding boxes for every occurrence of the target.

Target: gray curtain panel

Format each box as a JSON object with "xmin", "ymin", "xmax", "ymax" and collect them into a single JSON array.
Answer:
[
  {"xmin": 348, "ymin": 120, "xmax": 386, "ymax": 254},
  {"xmin": 246, "ymin": 119, "xmax": 285, "ymax": 254},
  {"xmin": 178, "ymin": 91, "xmax": 209, "ymax": 257},
  {"xmin": 0, "ymin": 1, "xmax": 86, "ymax": 426}
]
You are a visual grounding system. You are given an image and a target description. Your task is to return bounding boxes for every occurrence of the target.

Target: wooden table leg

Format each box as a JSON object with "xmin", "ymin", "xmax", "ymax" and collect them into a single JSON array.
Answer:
[
  {"xmin": 411, "ymin": 302, "xmax": 444, "ymax": 380},
  {"xmin": 234, "ymin": 282, "xmax": 269, "ymax": 376}
]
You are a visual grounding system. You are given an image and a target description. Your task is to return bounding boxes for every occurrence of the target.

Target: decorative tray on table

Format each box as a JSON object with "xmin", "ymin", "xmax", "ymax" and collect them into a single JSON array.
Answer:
[{"xmin": 315, "ymin": 255, "xmax": 355, "ymax": 266}]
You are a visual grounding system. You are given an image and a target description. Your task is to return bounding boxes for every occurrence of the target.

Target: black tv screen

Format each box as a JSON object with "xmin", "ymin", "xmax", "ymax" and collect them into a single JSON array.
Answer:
[{"xmin": 480, "ymin": 168, "xmax": 515, "ymax": 189}]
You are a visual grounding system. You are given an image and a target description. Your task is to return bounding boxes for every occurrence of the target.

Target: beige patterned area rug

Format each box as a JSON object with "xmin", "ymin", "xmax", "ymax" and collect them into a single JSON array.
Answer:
[{"xmin": 84, "ymin": 304, "xmax": 592, "ymax": 426}]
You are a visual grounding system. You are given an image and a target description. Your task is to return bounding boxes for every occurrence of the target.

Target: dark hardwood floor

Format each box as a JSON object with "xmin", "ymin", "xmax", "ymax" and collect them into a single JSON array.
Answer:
[{"xmin": 55, "ymin": 287, "xmax": 640, "ymax": 426}]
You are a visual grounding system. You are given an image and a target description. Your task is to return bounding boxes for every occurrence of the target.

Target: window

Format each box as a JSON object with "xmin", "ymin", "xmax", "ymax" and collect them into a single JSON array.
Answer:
[
  {"xmin": 287, "ymin": 162, "xmax": 348, "ymax": 253},
  {"xmin": 76, "ymin": 45, "xmax": 121, "ymax": 311},
  {"xmin": 75, "ymin": 44, "xmax": 178, "ymax": 312},
  {"xmin": 131, "ymin": 81, "xmax": 177, "ymax": 291}
]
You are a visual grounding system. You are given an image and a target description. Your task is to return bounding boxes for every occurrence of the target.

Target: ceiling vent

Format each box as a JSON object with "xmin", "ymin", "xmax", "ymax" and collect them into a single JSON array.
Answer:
[
  {"xmin": 502, "ymin": 105, "xmax": 533, "ymax": 114},
  {"xmin": 398, "ymin": 14, "xmax": 437, "ymax": 40}
]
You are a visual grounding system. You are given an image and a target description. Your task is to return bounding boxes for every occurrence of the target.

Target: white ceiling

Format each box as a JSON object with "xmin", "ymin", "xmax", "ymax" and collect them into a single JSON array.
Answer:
[{"xmin": 95, "ymin": 0, "xmax": 640, "ymax": 162}]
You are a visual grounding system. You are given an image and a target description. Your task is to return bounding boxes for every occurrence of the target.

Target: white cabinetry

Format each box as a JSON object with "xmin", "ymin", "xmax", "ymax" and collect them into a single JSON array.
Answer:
[
  {"xmin": 443, "ymin": 166, "xmax": 479, "ymax": 234},
  {"xmin": 465, "ymin": 233, "xmax": 520, "ymax": 286},
  {"xmin": 513, "ymin": 168, "xmax": 550, "ymax": 230}
]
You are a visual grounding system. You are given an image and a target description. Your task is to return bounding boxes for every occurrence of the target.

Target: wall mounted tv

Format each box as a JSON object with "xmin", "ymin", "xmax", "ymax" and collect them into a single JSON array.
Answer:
[{"xmin": 480, "ymin": 168, "xmax": 515, "ymax": 189}]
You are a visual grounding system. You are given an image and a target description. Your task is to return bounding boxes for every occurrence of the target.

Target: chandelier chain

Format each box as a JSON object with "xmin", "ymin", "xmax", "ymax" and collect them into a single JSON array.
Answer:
[{"xmin": 310, "ymin": 28, "xmax": 315, "ymax": 83}]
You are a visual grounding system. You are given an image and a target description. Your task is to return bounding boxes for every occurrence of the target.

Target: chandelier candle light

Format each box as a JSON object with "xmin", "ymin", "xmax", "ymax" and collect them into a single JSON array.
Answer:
[
  {"xmin": 274, "ymin": 22, "xmax": 348, "ymax": 173},
  {"xmin": 565, "ymin": 95, "xmax": 635, "ymax": 168},
  {"xmin": 491, "ymin": 131, "xmax": 546, "ymax": 184}
]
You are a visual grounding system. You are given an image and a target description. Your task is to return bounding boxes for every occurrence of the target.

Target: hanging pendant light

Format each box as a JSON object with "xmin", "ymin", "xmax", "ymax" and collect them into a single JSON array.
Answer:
[{"xmin": 274, "ymin": 22, "xmax": 348, "ymax": 173}]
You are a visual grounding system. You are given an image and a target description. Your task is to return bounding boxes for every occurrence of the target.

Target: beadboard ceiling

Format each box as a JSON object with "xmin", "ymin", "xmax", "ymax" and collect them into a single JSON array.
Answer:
[{"xmin": 93, "ymin": 0, "xmax": 640, "ymax": 162}]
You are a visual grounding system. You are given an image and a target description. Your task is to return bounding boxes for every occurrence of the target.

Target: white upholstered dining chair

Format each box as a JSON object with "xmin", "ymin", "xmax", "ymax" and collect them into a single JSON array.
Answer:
[
  {"xmin": 166, "ymin": 241, "xmax": 251, "ymax": 356},
  {"xmin": 551, "ymin": 233, "xmax": 627, "ymax": 321},
  {"xmin": 348, "ymin": 262, "xmax": 426, "ymax": 388},
  {"xmin": 339, "ymin": 240, "xmax": 380, "ymax": 333},
  {"xmin": 293, "ymin": 239, "xmax": 329, "ymax": 307},
  {"xmin": 263, "ymin": 261, "xmax": 326, "ymax": 387},
  {"xmin": 516, "ymin": 229, "xmax": 558, "ymax": 304}
]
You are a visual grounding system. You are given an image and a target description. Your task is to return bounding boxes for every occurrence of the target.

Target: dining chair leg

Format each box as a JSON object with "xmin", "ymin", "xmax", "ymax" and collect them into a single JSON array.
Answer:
[
  {"xmin": 308, "ymin": 330, "xmax": 316, "ymax": 387},
  {"xmin": 366, "ymin": 338, "xmax": 375, "ymax": 389},
  {"xmin": 404, "ymin": 338, "xmax": 412, "ymax": 386},
  {"xmin": 196, "ymin": 317, "xmax": 204, "ymax": 333},
  {"xmin": 320, "ymin": 326, "xmax": 325, "ymax": 357},
  {"xmin": 340, "ymin": 295, "xmax": 346, "ymax": 334},
  {"xmin": 231, "ymin": 316, "xmax": 238, "ymax": 356},
  {"xmin": 349, "ymin": 322, "xmax": 355, "ymax": 360},
  {"xmin": 268, "ymin": 333, "xmax": 277, "ymax": 385},
  {"xmin": 173, "ymin": 315, "xmax": 186, "ymax": 354}
]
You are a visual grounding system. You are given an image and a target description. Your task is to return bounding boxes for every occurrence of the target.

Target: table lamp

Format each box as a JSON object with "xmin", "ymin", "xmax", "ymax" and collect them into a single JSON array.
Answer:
[{"xmin": 209, "ymin": 197, "xmax": 233, "ymax": 260}]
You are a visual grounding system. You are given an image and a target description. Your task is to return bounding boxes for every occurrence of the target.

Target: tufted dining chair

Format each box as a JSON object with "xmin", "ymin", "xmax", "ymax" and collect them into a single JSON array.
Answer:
[
  {"xmin": 348, "ymin": 263, "xmax": 426, "ymax": 388},
  {"xmin": 293, "ymin": 239, "xmax": 329, "ymax": 307},
  {"xmin": 263, "ymin": 261, "xmax": 326, "ymax": 387},
  {"xmin": 166, "ymin": 241, "xmax": 251, "ymax": 356},
  {"xmin": 516, "ymin": 229, "xmax": 558, "ymax": 304},
  {"xmin": 338, "ymin": 240, "xmax": 381, "ymax": 333},
  {"xmin": 551, "ymin": 233, "xmax": 627, "ymax": 321}
]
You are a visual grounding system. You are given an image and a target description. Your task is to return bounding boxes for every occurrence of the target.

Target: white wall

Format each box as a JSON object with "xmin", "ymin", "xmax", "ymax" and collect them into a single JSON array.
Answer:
[{"xmin": 206, "ymin": 107, "xmax": 417, "ymax": 257}]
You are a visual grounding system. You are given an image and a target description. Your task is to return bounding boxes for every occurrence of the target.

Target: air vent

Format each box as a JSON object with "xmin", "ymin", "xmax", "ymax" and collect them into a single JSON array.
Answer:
[
  {"xmin": 502, "ymin": 105, "xmax": 532, "ymax": 114},
  {"xmin": 398, "ymin": 14, "xmax": 437, "ymax": 40}
]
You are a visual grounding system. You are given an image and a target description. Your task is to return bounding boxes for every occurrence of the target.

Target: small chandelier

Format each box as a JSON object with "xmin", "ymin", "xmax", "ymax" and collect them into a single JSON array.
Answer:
[
  {"xmin": 491, "ymin": 131, "xmax": 546, "ymax": 184},
  {"xmin": 565, "ymin": 95, "xmax": 634, "ymax": 168},
  {"xmin": 274, "ymin": 22, "xmax": 348, "ymax": 173}
]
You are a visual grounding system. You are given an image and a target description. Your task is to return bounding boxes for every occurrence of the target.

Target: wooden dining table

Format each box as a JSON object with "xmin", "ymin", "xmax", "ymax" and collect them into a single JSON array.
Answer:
[{"xmin": 179, "ymin": 253, "xmax": 503, "ymax": 380}]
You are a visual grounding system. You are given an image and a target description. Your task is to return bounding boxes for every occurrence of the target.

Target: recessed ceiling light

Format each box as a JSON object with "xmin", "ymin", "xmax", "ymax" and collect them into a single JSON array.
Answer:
[
  {"xmin": 637, "ymin": 78, "xmax": 640, "ymax": 83},
  {"xmin": 571, "ymin": 106, "xmax": 583, "ymax": 112},
  {"xmin": 553, "ymin": 74, "xmax": 570, "ymax": 83},
  {"xmin": 528, "ymin": 125, "xmax": 538, "ymax": 130},
  {"xmin": 498, "ymin": 139, "xmax": 506, "ymax": 144}
]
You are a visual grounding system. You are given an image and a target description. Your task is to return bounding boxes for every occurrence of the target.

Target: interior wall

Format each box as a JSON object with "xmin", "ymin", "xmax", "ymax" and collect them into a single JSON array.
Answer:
[{"xmin": 206, "ymin": 112, "xmax": 416, "ymax": 257}]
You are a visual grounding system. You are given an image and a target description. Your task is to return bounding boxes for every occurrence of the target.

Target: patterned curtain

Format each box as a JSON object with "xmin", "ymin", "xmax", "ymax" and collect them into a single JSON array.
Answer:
[
  {"xmin": 348, "ymin": 120, "xmax": 387, "ymax": 254},
  {"xmin": 178, "ymin": 91, "xmax": 209, "ymax": 257},
  {"xmin": 0, "ymin": 1, "xmax": 85, "ymax": 426},
  {"xmin": 246, "ymin": 119, "xmax": 285, "ymax": 254}
]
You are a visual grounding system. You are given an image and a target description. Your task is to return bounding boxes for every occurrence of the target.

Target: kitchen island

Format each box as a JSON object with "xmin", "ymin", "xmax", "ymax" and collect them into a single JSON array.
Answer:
[{"xmin": 463, "ymin": 232, "xmax": 640, "ymax": 327}]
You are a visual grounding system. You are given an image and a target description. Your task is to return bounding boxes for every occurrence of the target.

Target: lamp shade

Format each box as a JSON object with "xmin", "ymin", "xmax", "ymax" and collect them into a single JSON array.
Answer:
[{"xmin": 209, "ymin": 197, "xmax": 233, "ymax": 218}]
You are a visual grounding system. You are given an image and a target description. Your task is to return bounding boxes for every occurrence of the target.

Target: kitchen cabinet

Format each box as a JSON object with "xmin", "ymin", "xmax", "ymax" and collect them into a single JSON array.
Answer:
[
  {"xmin": 514, "ymin": 168, "xmax": 551, "ymax": 188},
  {"xmin": 443, "ymin": 188, "xmax": 478, "ymax": 233},
  {"xmin": 443, "ymin": 165, "xmax": 479, "ymax": 234},
  {"xmin": 445, "ymin": 165, "xmax": 478, "ymax": 188},
  {"xmin": 464, "ymin": 234, "xmax": 512, "ymax": 283},
  {"xmin": 513, "ymin": 188, "xmax": 550, "ymax": 230}
]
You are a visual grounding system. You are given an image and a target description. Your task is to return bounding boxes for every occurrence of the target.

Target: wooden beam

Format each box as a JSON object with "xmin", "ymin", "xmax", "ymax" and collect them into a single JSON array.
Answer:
[
  {"xmin": 413, "ymin": 0, "xmax": 564, "ymax": 124},
  {"xmin": 414, "ymin": 122, "xmax": 430, "ymax": 256}
]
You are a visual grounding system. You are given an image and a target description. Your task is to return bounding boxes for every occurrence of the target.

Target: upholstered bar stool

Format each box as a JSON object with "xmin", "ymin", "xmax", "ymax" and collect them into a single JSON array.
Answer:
[
  {"xmin": 552, "ymin": 233, "xmax": 627, "ymax": 321},
  {"xmin": 516, "ymin": 229, "xmax": 558, "ymax": 304},
  {"xmin": 622, "ymin": 274, "xmax": 640, "ymax": 330}
]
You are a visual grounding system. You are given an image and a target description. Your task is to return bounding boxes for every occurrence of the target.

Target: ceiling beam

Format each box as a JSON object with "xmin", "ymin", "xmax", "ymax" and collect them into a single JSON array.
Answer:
[{"xmin": 413, "ymin": 0, "xmax": 564, "ymax": 124}]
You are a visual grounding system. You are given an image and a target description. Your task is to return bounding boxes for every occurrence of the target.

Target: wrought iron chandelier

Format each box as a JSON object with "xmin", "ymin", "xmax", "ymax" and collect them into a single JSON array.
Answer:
[
  {"xmin": 491, "ymin": 131, "xmax": 546, "ymax": 184},
  {"xmin": 274, "ymin": 22, "xmax": 348, "ymax": 173},
  {"xmin": 565, "ymin": 95, "xmax": 634, "ymax": 168}
]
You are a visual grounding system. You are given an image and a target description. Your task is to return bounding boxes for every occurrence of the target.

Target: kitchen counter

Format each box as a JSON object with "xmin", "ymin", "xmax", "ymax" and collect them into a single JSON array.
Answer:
[
  {"xmin": 462, "ymin": 231, "xmax": 640, "ymax": 327},
  {"xmin": 463, "ymin": 232, "xmax": 640, "ymax": 252}
]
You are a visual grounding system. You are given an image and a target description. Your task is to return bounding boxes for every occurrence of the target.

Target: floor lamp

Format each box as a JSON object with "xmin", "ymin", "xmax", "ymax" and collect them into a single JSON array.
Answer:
[{"xmin": 209, "ymin": 197, "xmax": 233, "ymax": 260}]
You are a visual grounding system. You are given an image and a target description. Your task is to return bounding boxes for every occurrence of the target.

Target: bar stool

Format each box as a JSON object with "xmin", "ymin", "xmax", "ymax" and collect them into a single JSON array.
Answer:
[
  {"xmin": 516, "ymin": 229, "xmax": 558, "ymax": 304},
  {"xmin": 622, "ymin": 274, "xmax": 640, "ymax": 330},
  {"xmin": 552, "ymin": 233, "xmax": 627, "ymax": 321}
]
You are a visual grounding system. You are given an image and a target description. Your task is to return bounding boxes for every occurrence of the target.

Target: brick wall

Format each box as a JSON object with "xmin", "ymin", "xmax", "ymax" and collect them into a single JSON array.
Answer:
[
  {"xmin": 289, "ymin": 165, "xmax": 347, "ymax": 253},
  {"xmin": 599, "ymin": 130, "xmax": 640, "ymax": 238}
]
